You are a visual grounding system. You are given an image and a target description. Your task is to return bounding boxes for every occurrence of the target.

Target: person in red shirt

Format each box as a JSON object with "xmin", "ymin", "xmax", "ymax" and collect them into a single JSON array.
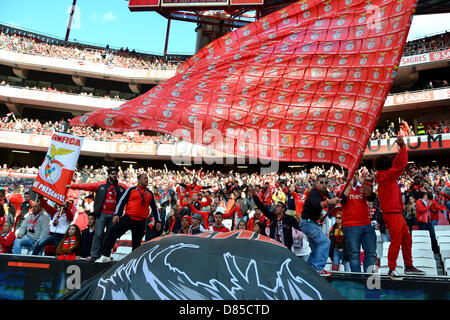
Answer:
[
  {"xmin": 95, "ymin": 173, "xmax": 162, "ymax": 263},
  {"xmin": 375, "ymin": 136, "xmax": 424, "ymax": 280},
  {"xmin": 415, "ymin": 192, "xmax": 439, "ymax": 253},
  {"xmin": 247, "ymin": 208, "xmax": 270, "ymax": 231},
  {"xmin": 0, "ymin": 222, "xmax": 15, "ymax": 253},
  {"xmin": 340, "ymin": 171, "xmax": 377, "ymax": 273},
  {"xmin": 211, "ymin": 212, "xmax": 230, "ymax": 232},
  {"xmin": 290, "ymin": 184, "xmax": 309, "ymax": 217},
  {"xmin": 427, "ymin": 192, "xmax": 441, "ymax": 227}
]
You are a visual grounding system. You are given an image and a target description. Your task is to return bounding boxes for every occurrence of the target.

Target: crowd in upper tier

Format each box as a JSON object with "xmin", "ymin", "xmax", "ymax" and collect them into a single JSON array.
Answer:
[{"xmin": 0, "ymin": 31, "xmax": 186, "ymax": 70}]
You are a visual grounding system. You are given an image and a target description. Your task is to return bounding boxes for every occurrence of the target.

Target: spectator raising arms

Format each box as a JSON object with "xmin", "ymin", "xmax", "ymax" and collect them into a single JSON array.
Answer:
[{"xmin": 375, "ymin": 136, "xmax": 425, "ymax": 280}]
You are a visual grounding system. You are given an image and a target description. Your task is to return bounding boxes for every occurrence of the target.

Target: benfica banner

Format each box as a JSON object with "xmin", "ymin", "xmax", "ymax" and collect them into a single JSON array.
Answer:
[
  {"xmin": 70, "ymin": 0, "xmax": 418, "ymax": 174},
  {"xmin": 33, "ymin": 132, "xmax": 84, "ymax": 204},
  {"xmin": 62, "ymin": 231, "xmax": 344, "ymax": 300}
]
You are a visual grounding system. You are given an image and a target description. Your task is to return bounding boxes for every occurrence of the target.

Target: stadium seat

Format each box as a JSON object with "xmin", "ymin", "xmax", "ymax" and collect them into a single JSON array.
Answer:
[
  {"xmin": 435, "ymin": 230, "xmax": 450, "ymax": 239},
  {"xmin": 440, "ymin": 250, "xmax": 450, "ymax": 261},
  {"xmin": 417, "ymin": 267, "xmax": 438, "ymax": 276},
  {"xmin": 439, "ymin": 243, "xmax": 450, "ymax": 252},
  {"xmin": 21, "ymin": 248, "xmax": 31, "ymax": 255},
  {"xmin": 116, "ymin": 246, "xmax": 132, "ymax": 255},
  {"xmin": 411, "ymin": 230, "xmax": 430, "ymax": 237},
  {"xmin": 411, "ymin": 257, "xmax": 437, "ymax": 269},
  {"xmin": 120, "ymin": 231, "xmax": 132, "ymax": 241},
  {"xmin": 437, "ymin": 236, "xmax": 450, "ymax": 246},
  {"xmin": 444, "ymin": 259, "xmax": 450, "ymax": 276},
  {"xmin": 412, "ymin": 236, "xmax": 431, "ymax": 244},
  {"xmin": 223, "ymin": 219, "xmax": 233, "ymax": 230},
  {"xmin": 412, "ymin": 249, "xmax": 434, "ymax": 259},
  {"xmin": 111, "ymin": 253, "xmax": 126, "ymax": 261},
  {"xmin": 412, "ymin": 242, "xmax": 432, "ymax": 251},
  {"xmin": 434, "ymin": 226, "xmax": 450, "ymax": 232},
  {"xmin": 380, "ymin": 257, "xmax": 404, "ymax": 268}
]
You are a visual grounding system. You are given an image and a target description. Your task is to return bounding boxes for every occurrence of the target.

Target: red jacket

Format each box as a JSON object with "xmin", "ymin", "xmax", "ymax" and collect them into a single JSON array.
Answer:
[
  {"xmin": 116, "ymin": 185, "xmax": 161, "ymax": 222},
  {"xmin": 430, "ymin": 199, "xmax": 441, "ymax": 221},
  {"xmin": 416, "ymin": 199, "xmax": 431, "ymax": 223},
  {"xmin": 376, "ymin": 146, "xmax": 407, "ymax": 214},
  {"xmin": 0, "ymin": 230, "xmax": 15, "ymax": 253},
  {"xmin": 212, "ymin": 225, "xmax": 230, "ymax": 232}
]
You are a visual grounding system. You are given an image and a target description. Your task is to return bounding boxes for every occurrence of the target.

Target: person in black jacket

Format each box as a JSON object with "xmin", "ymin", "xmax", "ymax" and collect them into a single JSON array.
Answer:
[
  {"xmin": 67, "ymin": 166, "xmax": 127, "ymax": 260},
  {"xmin": 299, "ymin": 174, "xmax": 341, "ymax": 276},
  {"xmin": 77, "ymin": 213, "xmax": 96, "ymax": 261},
  {"xmin": 249, "ymin": 187, "xmax": 300, "ymax": 250}
]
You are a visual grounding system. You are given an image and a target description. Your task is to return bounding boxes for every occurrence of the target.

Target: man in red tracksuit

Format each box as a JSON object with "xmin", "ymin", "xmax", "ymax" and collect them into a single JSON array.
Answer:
[
  {"xmin": 95, "ymin": 173, "xmax": 162, "ymax": 263},
  {"xmin": 375, "ymin": 136, "xmax": 424, "ymax": 280}
]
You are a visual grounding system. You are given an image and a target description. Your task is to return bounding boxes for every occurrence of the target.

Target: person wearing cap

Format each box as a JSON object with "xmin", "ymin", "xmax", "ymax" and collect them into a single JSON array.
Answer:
[
  {"xmin": 178, "ymin": 215, "xmax": 194, "ymax": 235},
  {"xmin": 66, "ymin": 166, "xmax": 127, "ymax": 261},
  {"xmin": 191, "ymin": 213, "xmax": 205, "ymax": 234},
  {"xmin": 249, "ymin": 187, "xmax": 301, "ymax": 251}
]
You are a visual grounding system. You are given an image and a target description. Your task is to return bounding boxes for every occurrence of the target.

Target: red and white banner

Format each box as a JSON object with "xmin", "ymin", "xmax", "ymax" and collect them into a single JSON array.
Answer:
[
  {"xmin": 33, "ymin": 132, "xmax": 84, "ymax": 204},
  {"xmin": 385, "ymin": 87, "xmax": 450, "ymax": 106},
  {"xmin": 400, "ymin": 48, "xmax": 450, "ymax": 66},
  {"xmin": 71, "ymin": 0, "xmax": 418, "ymax": 175}
]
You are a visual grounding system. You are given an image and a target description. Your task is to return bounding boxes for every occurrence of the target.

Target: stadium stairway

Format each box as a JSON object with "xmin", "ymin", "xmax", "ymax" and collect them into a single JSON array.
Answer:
[{"xmin": 325, "ymin": 227, "xmax": 450, "ymax": 277}]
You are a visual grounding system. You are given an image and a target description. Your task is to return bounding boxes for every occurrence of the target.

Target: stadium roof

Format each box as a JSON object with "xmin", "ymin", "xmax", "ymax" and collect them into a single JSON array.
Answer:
[
  {"xmin": 154, "ymin": 0, "xmax": 450, "ymax": 28},
  {"xmin": 416, "ymin": 0, "xmax": 450, "ymax": 15}
]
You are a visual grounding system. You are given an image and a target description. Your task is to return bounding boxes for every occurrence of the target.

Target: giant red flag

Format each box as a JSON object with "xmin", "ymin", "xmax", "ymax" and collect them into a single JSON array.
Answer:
[{"xmin": 70, "ymin": 0, "xmax": 418, "ymax": 174}]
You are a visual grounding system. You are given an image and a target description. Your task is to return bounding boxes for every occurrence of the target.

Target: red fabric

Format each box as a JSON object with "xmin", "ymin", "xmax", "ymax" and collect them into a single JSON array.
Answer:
[
  {"xmin": 376, "ymin": 147, "xmax": 408, "ymax": 214},
  {"xmin": 292, "ymin": 191, "xmax": 308, "ymax": 215},
  {"xmin": 247, "ymin": 214, "xmax": 270, "ymax": 230},
  {"xmin": 212, "ymin": 225, "xmax": 230, "ymax": 232},
  {"xmin": 415, "ymin": 199, "xmax": 431, "ymax": 223},
  {"xmin": 74, "ymin": 211, "xmax": 89, "ymax": 231},
  {"xmin": 69, "ymin": 181, "xmax": 128, "ymax": 214},
  {"xmin": 0, "ymin": 231, "xmax": 15, "ymax": 253},
  {"xmin": 39, "ymin": 197, "xmax": 75, "ymax": 221},
  {"xmin": 8, "ymin": 194, "xmax": 23, "ymax": 213},
  {"xmin": 56, "ymin": 236, "xmax": 77, "ymax": 260},
  {"xmin": 70, "ymin": 0, "xmax": 417, "ymax": 174},
  {"xmin": 102, "ymin": 184, "xmax": 119, "ymax": 214},
  {"xmin": 430, "ymin": 199, "xmax": 440, "ymax": 221},
  {"xmin": 341, "ymin": 186, "xmax": 371, "ymax": 227},
  {"xmin": 124, "ymin": 186, "xmax": 154, "ymax": 221},
  {"xmin": 383, "ymin": 213, "xmax": 413, "ymax": 270},
  {"xmin": 189, "ymin": 204, "xmax": 211, "ymax": 229}
]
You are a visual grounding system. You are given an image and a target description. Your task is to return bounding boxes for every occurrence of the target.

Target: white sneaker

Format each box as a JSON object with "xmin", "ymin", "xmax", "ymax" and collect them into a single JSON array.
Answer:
[{"xmin": 95, "ymin": 255, "xmax": 112, "ymax": 263}]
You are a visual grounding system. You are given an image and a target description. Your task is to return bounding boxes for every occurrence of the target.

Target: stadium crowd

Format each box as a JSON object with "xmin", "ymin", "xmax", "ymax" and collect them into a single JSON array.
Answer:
[
  {"xmin": 403, "ymin": 31, "xmax": 450, "ymax": 56},
  {"xmin": 1, "ymin": 114, "xmax": 448, "ymax": 149},
  {"xmin": 0, "ymin": 31, "xmax": 185, "ymax": 70},
  {"xmin": 0, "ymin": 113, "xmax": 178, "ymax": 145},
  {"xmin": 0, "ymin": 79, "xmax": 132, "ymax": 101},
  {"xmin": 371, "ymin": 120, "xmax": 450, "ymax": 140},
  {"xmin": 1, "ymin": 159, "xmax": 449, "ymax": 273}
]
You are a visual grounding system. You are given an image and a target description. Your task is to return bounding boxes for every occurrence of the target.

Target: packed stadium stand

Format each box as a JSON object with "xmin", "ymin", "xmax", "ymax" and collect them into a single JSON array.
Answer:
[{"xmin": 0, "ymin": 21, "xmax": 449, "ymax": 285}]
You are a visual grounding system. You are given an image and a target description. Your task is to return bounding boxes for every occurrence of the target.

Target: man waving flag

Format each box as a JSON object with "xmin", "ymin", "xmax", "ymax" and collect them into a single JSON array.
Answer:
[{"xmin": 33, "ymin": 131, "xmax": 84, "ymax": 204}]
